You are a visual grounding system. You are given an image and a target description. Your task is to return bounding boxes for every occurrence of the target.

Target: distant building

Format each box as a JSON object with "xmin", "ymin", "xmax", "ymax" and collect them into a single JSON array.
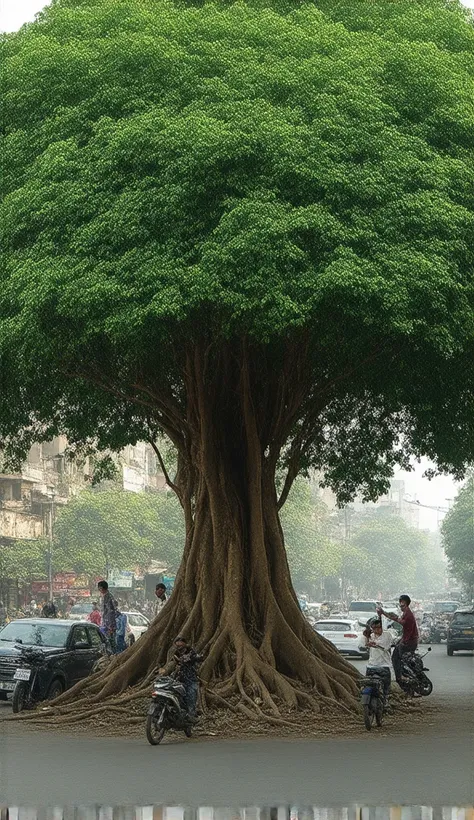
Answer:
[{"xmin": 312, "ymin": 473, "xmax": 421, "ymax": 529}]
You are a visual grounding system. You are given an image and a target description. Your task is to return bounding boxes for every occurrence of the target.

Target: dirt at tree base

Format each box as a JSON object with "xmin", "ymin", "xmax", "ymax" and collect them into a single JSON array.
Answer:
[{"xmin": 4, "ymin": 691, "xmax": 437, "ymax": 741}]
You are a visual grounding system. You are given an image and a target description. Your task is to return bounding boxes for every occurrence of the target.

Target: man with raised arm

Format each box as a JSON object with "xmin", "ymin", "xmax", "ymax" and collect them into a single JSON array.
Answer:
[{"xmin": 377, "ymin": 595, "xmax": 419, "ymax": 687}]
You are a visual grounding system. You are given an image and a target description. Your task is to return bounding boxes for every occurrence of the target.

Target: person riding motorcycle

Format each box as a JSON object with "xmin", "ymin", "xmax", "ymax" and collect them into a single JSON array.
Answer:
[
  {"xmin": 377, "ymin": 595, "xmax": 419, "ymax": 687},
  {"xmin": 172, "ymin": 637, "xmax": 203, "ymax": 720},
  {"xmin": 363, "ymin": 618, "xmax": 394, "ymax": 705}
]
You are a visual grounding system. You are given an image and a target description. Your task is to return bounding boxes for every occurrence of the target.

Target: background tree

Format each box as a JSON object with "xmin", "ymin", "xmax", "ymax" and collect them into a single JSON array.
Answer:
[
  {"xmin": 280, "ymin": 478, "xmax": 343, "ymax": 597},
  {"xmin": 345, "ymin": 510, "xmax": 433, "ymax": 598},
  {"xmin": 53, "ymin": 488, "xmax": 185, "ymax": 577},
  {"xmin": 1, "ymin": 0, "xmax": 474, "ymax": 724},
  {"xmin": 0, "ymin": 538, "xmax": 49, "ymax": 605},
  {"xmin": 442, "ymin": 478, "xmax": 474, "ymax": 593}
]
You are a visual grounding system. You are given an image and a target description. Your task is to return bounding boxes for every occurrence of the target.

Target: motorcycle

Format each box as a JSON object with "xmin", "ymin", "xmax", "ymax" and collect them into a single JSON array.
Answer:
[
  {"xmin": 11, "ymin": 645, "xmax": 57, "ymax": 713},
  {"xmin": 146, "ymin": 675, "xmax": 195, "ymax": 745},
  {"xmin": 359, "ymin": 669, "xmax": 386, "ymax": 731},
  {"xmin": 400, "ymin": 646, "xmax": 433, "ymax": 697}
]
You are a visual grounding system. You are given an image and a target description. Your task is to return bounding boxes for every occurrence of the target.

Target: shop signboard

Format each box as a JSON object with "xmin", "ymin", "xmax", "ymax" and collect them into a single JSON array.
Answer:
[{"xmin": 108, "ymin": 569, "xmax": 134, "ymax": 589}]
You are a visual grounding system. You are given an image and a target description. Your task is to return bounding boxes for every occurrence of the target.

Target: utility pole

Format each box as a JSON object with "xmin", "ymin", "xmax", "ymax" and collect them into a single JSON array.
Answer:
[{"xmin": 48, "ymin": 491, "xmax": 55, "ymax": 601}]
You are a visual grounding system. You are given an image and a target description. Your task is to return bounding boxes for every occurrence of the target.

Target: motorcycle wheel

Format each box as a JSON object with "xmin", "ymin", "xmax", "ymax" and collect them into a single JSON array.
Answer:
[
  {"xmin": 146, "ymin": 706, "xmax": 166, "ymax": 746},
  {"xmin": 184, "ymin": 725, "xmax": 193, "ymax": 738},
  {"xmin": 363, "ymin": 705, "xmax": 375, "ymax": 731},
  {"xmin": 12, "ymin": 681, "xmax": 29, "ymax": 714},
  {"xmin": 419, "ymin": 675, "xmax": 433, "ymax": 696}
]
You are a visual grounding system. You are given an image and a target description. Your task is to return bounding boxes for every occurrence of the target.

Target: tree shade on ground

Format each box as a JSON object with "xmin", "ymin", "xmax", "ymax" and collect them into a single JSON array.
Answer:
[{"xmin": 1, "ymin": 0, "xmax": 474, "ymax": 725}]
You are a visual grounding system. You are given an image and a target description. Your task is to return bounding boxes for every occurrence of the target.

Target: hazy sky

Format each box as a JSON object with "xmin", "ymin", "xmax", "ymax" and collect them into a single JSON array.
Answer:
[
  {"xmin": 1, "ymin": 0, "xmax": 469, "ymax": 529},
  {"xmin": 2, "ymin": 0, "xmax": 474, "ymax": 33}
]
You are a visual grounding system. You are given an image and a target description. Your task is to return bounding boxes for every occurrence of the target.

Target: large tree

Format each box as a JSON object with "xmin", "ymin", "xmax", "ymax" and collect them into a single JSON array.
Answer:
[
  {"xmin": 442, "ymin": 477, "xmax": 474, "ymax": 592},
  {"xmin": 1, "ymin": 0, "xmax": 474, "ymax": 722}
]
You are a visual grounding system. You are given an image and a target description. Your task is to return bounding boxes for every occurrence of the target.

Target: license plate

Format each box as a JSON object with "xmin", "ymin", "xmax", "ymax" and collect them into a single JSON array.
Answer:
[
  {"xmin": 463, "ymin": 630, "xmax": 474, "ymax": 635},
  {"xmin": 0, "ymin": 681, "xmax": 15, "ymax": 691},
  {"xmin": 13, "ymin": 668, "xmax": 31, "ymax": 681}
]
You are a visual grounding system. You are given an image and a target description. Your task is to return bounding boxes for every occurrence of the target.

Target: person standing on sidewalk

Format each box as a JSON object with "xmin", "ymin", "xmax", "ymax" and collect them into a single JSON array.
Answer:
[
  {"xmin": 88, "ymin": 602, "xmax": 102, "ymax": 626},
  {"xmin": 378, "ymin": 595, "xmax": 419, "ymax": 686},
  {"xmin": 98, "ymin": 580, "xmax": 118, "ymax": 652},
  {"xmin": 154, "ymin": 583, "xmax": 167, "ymax": 618}
]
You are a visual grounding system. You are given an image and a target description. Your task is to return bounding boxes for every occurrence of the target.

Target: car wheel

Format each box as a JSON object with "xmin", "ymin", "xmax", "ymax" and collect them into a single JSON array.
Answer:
[
  {"xmin": 447, "ymin": 646, "xmax": 454, "ymax": 657},
  {"xmin": 128, "ymin": 634, "xmax": 136, "ymax": 646},
  {"xmin": 46, "ymin": 678, "xmax": 65, "ymax": 701}
]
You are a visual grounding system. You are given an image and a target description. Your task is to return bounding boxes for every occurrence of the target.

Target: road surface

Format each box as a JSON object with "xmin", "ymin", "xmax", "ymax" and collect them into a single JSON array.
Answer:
[{"xmin": 0, "ymin": 646, "xmax": 472, "ymax": 807}]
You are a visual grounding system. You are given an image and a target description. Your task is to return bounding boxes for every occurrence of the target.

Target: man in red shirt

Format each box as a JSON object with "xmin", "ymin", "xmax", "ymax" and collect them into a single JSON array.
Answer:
[{"xmin": 378, "ymin": 595, "xmax": 419, "ymax": 686}]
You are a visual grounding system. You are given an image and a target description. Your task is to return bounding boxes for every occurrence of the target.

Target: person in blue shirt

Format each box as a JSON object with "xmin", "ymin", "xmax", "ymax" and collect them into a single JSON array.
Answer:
[{"xmin": 115, "ymin": 610, "xmax": 128, "ymax": 653}]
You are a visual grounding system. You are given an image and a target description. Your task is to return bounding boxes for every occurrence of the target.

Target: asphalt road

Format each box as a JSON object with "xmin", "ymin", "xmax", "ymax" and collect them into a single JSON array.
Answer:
[{"xmin": 0, "ymin": 646, "xmax": 472, "ymax": 808}]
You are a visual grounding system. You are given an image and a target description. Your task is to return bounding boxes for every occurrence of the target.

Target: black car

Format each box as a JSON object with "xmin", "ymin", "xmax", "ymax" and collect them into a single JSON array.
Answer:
[
  {"xmin": 447, "ymin": 609, "xmax": 474, "ymax": 656},
  {"xmin": 0, "ymin": 619, "xmax": 109, "ymax": 704}
]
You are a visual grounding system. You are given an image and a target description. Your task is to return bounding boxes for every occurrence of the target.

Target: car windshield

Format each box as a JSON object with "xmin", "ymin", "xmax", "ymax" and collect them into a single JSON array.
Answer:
[
  {"xmin": 434, "ymin": 602, "xmax": 458, "ymax": 613},
  {"xmin": 0, "ymin": 622, "xmax": 69, "ymax": 647},
  {"xmin": 349, "ymin": 602, "xmax": 376, "ymax": 612},
  {"xmin": 452, "ymin": 613, "xmax": 474, "ymax": 627}
]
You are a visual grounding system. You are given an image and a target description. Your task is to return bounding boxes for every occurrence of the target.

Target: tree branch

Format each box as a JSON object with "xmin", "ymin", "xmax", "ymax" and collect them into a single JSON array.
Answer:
[
  {"xmin": 147, "ymin": 436, "xmax": 181, "ymax": 499},
  {"xmin": 277, "ymin": 450, "xmax": 301, "ymax": 510}
]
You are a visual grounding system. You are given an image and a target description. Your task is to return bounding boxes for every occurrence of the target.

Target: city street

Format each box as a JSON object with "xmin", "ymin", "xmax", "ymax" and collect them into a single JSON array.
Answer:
[{"xmin": 0, "ymin": 646, "xmax": 472, "ymax": 807}]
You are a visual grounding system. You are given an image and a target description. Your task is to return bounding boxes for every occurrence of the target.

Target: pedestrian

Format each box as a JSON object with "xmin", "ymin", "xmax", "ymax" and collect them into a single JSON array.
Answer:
[
  {"xmin": 115, "ymin": 610, "xmax": 128, "ymax": 653},
  {"xmin": 172, "ymin": 636, "xmax": 203, "ymax": 720},
  {"xmin": 0, "ymin": 601, "xmax": 7, "ymax": 627},
  {"xmin": 87, "ymin": 602, "xmax": 102, "ymax": 626},
  {"xmin": 97, "ymin": 580, "xmax": 118, "ymax": 652},
  {"xmin": 41, "ymin": 600, "xmax": 58, "ymax": 618},
  {"xmin": 378, "ymin": 595, "xmax": 419, "ymax": 687},
  {"xmin": 154, "ymin": 583, "xmax": 167, "ymax": 618}
]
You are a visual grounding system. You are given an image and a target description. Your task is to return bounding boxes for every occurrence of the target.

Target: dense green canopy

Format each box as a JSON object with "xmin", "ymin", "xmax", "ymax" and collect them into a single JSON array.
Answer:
[{"xmin": 1, "ymin": 0, "xmax": 474, "ymax": 501}]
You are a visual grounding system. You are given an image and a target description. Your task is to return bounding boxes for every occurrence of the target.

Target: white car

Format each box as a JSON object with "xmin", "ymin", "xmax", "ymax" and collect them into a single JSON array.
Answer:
[
  {"xmin": 123, "ymin": 611, "xmax": 150, "ymax": 645},
  {"xmin": 67, "ymin": 602, "xmax": 94, "ymax": 621},
  {"xmin": 347, "ymin": 600, "xmax": 383, "ymax": 628},
  {"xmin": 314, "ymin": 618, "xmax": 369, "ymax": 659}
]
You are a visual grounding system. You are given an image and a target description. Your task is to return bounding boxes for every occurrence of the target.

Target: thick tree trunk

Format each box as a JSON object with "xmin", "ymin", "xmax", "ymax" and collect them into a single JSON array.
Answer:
[{"xmin": 35, "ymin": 343, "xmax": 359, "ymax": 726}]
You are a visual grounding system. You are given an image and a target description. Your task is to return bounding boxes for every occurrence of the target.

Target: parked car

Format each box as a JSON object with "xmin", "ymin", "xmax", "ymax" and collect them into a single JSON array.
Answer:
[
  {"xmin": 0, "ymin": 619, "xmax": 109, "ymax": 706},
  {"xmin": 447, "ymin": 609, "xmax": 474, "ymax": 656},
  {"xmin": 348, "ymin": 601, "xmax": 383, "ymax": 627},
  {"xmin": 433, "ymin": 601, "xmax": 459, "ymax": 616},
  {"xmin": 123, "ymin": 611, "xmax": 150, "ymax": 645},
  {"xmin": 67, "ymin": 602, "xmax": 94, "ymax": 621},
  {"xmin": 314, "ymin": 618, "xmax": 369, "ymax": 659}
]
